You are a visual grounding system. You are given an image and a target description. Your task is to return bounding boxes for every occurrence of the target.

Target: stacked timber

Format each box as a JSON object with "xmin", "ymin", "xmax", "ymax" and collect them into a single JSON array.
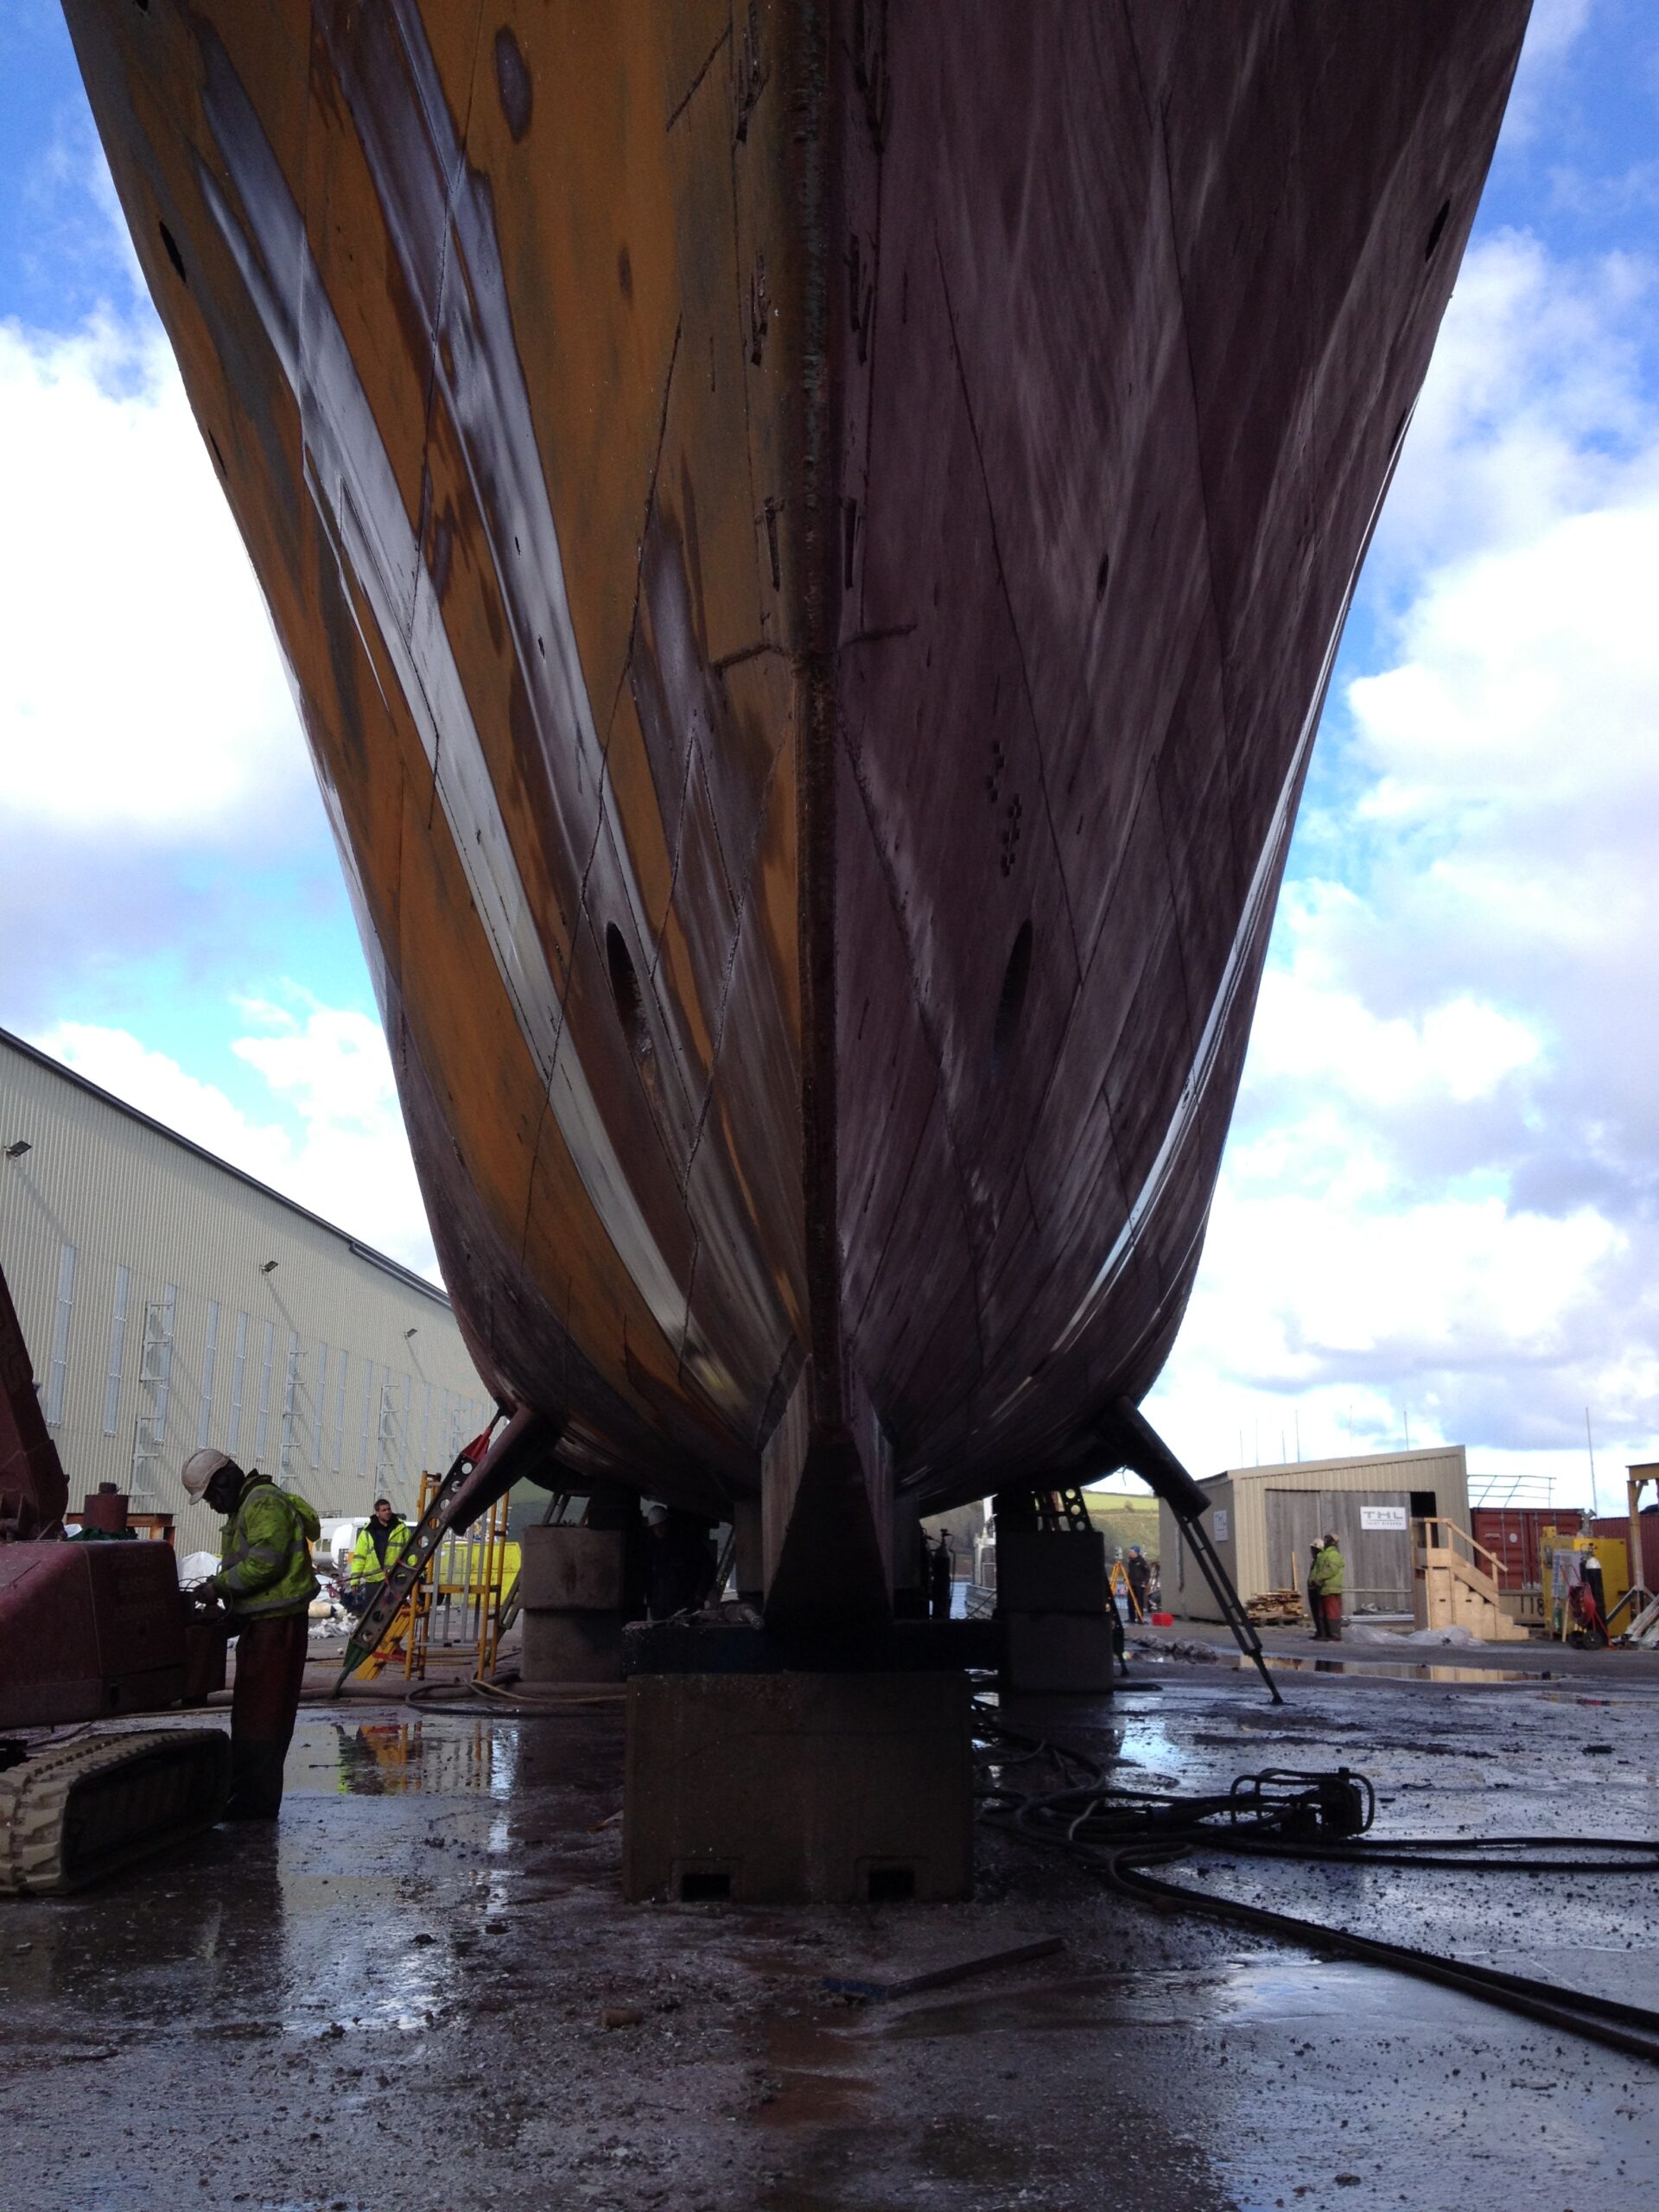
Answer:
[{"xmin": 1247, "ymin": 1591, "xmax": 1308, "ymax": 1627}]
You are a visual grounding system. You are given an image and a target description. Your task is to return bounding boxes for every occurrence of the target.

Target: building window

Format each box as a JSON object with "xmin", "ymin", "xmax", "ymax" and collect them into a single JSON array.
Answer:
[
  {"xmin": 376, "ymin": 1373, "xmax": 396, "ymax": 1491},
  {"xmin": 130, "ymin": 1290, "xmax": 178, "ymax": 1501},
  {"xmin": 104, "ymin": 1263, "xmax": 130, "ymax": 1437},
  {"xmin": 313, "ymin": 1344, "xmax": 329, "ymax": 1469},
  {"xmin": 45, "ymin": 1241, "xmax": 76, "ymax": 1429},
  {"xmin": 255, "ymin": 1319, "xmax": 275, "ymax": 1462},
  {"xmin": 359, "ymin": 1360, "xmax": 374, "ymax": 1477},
  {"xmin": 279, "ymin": 1330, "xmax": 300, "ymax": 1476},
  {"xmin": 153, "ymin": 1285, "xmax": 178, "ymax": 1442},
  {"xmin": 229, "ymin": 1312, "xmax": 249, "ymax": 1455},
  {"xmin": 197, "ymin": 1301, "xmax": 220, "ymax": 1450},
  {"xmin": 333, "ymin": 1351, "xmax": 348, "ymax": 1474}
]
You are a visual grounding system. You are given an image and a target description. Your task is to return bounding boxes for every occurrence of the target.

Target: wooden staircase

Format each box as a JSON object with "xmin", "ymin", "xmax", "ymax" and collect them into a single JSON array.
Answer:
[{"xmin": 1412, "ymin": 1517, "xmax": 1531, "ymax": 1643}]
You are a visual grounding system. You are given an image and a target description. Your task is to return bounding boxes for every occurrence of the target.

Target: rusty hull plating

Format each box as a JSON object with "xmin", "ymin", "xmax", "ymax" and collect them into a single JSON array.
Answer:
[{"xmin": 61, "ymin": 3, "xmax": 1528, "ymax": 1618}]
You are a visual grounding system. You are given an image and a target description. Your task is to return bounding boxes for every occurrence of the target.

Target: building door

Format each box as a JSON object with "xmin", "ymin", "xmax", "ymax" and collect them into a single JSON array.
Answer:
[{"xmin": 1263, "ymin": 1491, "xmax": 1413, "ymax": 1616}]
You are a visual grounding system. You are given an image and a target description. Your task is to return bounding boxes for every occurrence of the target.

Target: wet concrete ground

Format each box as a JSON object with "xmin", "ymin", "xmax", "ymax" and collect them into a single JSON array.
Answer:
[{"xmin": 3, "ymin": 1649, "xmax": 1657, "ymax": 2211}]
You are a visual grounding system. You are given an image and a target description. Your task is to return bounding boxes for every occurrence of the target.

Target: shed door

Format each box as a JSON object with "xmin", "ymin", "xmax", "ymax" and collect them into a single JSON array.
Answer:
[{"xmin": 1263, "ymin": 1490, "xmax": 1413, "ymax": 1614}]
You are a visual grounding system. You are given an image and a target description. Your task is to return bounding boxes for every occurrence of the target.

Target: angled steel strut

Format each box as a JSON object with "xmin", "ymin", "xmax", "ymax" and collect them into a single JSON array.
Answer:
[
  {"xmin": 333, "ymin": 1408, "xmax": 557, "ymax": 1691},
  {"xmin": 1097, "ymin": 1397, "xmax": 1284, "ymax": 1706}
]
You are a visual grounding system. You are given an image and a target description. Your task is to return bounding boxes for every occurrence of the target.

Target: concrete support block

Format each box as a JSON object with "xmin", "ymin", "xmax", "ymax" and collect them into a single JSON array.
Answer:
[
  {"xmin": 995, "ymin": 1529, "xmax": 1107, "ymax": 1614},
  {"xmin": 1003, "ymin": 1612, "xmax": 1117, "ymax": 1694},
  {"xmin": 518, "ymin": 1525, "xmax": 626, "ymax": 1682},
  {"xmin": 732, "ymin": 1500, "xmax": 763, "ymax": 1602},
  {"xmin": 623, "ymin": 1670, "xmax": 972, "ymax": 1904},
  {"xmin": 518, "ymin": 1525, "xmax": 624, "ymax": 1610},
  {"xmin": 521, "ymin": 1609, "xmax": 625, "ymax": 1683}
]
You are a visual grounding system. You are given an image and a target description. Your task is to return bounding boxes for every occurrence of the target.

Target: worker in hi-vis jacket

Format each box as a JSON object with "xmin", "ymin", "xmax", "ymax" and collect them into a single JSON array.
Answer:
[
  {"xmin": 346, "ymin": 1497, "xmax": 416, "ymax": 1677},
  {"xmin": 1308, "ymin": 1532, "xmax": 1345, "ymax": 1643},
  {"xmin": 182, "ymin": 1448, "xmax": 320, "ymax": 1818}
]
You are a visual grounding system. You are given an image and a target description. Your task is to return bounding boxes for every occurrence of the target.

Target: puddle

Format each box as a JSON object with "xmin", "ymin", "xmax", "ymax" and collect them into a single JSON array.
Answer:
[
  {"xmin": 876, "ymin": 1957, "xmax": 1470, "ymax": 2042},
  {"xmin": 757, "ymin": 2012, "xmax": 873, "ymax": 2128},
  {"xmin": 1540, "ymin": 1688, "xmax": 1659, "ymax": 1708},
  {"xmin": 1241, "ymin": 1656, "xmax": 1541, "ymax": 1683},
  {"xmin": 290, "ymin": 1719, "xmax": 519, "ymax": 1797}
]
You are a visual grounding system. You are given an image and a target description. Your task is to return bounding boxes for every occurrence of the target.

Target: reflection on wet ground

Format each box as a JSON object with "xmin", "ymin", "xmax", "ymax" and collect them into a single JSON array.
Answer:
[
  {"xmin": 307, "ymin": 1716, "xmax": 518, "ymax": 1798},
  {"xmin": 1248, "ymin": 1655, "xmax": 1544, "ymax": 1681},
  {"xmin": 2, "ymin": 1672, "xmax": 1656, "ymax": 2209}
]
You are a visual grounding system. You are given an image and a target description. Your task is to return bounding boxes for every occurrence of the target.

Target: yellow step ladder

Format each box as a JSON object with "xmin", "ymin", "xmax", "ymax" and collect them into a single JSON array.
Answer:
[{"xmin": 404, "ymin": 1474, "xmax": 513, "ymax": 1683}]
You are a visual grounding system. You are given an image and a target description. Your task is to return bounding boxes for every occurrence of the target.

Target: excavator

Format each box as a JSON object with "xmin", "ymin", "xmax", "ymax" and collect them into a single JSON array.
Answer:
[
  {"xmin": 1, "ymin": 1246, "xmax": 527, "ymax": 1895},
  {"xmin": 0, "ymin": 1258, "xmax": 230, "ymax": 1893}
]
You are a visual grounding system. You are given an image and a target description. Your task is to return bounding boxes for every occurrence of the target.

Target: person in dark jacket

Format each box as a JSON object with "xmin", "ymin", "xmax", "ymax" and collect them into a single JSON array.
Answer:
[
  {"xmin": 928, "ymin": 1532, "xmax": 954, "ymax": 1618},
  {"xmin": 644, "ymin": 1506, "xmax": 717, "ymax": 1620},
  {"xmin": 1125, "ymin": 1546, "xmax": 1153, "ymax": 1621}
]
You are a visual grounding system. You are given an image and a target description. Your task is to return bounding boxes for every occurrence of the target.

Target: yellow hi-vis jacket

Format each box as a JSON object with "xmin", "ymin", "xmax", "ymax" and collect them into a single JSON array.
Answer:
[
  {"xmin": 1309, "ymin": 1543, "xmax": 1345, "ymax": 1597},
  {"xmin": 213, "ymin": 1474, "xmax": 321, "ymax": 1622},
  {"xmin": 349, "ymin": 1517, "xmax": 413, "ymax": 1588}
]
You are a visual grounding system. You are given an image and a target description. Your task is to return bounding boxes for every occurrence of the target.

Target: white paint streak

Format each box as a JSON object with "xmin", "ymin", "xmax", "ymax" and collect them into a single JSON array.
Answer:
[{"xmin": 194, "ymin": 68, "xmax": 721, "ymax": 1390}]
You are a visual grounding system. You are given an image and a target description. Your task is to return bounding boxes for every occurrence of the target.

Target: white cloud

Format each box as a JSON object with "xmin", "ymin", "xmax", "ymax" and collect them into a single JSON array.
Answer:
[
  {"xmin": 1353, "ymin": 504, "xmax": 1659, "ymax": 819},
  {"xmin": 0, "ymin": 148, "xmax": 428, "ymax": 1293},
  {"xmin": 0, "ymin": 162, "xmax": 359, "ymax": 1042},
  {"xmin": 1149, "ymin": 224, "xmax": 1659, "ymax": 1502},
  {"xmin": 1373, "ymin": 235, "xmax": 1656, "ymax": 589},
  {"xmin": 32, "ymin": 1013, "xmax": 438, "ymax": 1280},
  {"xmin": 1151, "ymin": 1157, "xmax": 1653, "ymax": 1484},
  {"xmin": 0, "ymin": 309, "xmax": 312, "ymax": 834},
  {"xmin": 1499, "ymin": 0, "xmax": 1598, "ymax": 146},
  {"xmin": 1249, "ymin": 963, "xmax": 1541, "ymax": 1111}
]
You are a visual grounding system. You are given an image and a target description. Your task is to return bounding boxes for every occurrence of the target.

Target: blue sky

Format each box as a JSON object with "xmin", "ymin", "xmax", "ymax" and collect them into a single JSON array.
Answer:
[
  {"xmin": 3, "ymin": 2, "xmax": 1656, "ymax": 1497},
  {"xmin": 0, "ymin": 0, "xmax": 372, "ymax": 1071}
]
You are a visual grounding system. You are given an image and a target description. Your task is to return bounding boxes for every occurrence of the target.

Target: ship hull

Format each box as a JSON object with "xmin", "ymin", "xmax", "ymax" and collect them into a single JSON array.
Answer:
[{"xmin": 64, "ymin": 2, "xmax": 1527, "ymax": 1608}]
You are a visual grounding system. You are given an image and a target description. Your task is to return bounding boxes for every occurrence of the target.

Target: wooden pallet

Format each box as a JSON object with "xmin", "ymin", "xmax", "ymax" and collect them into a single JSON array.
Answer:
[{"xmin": 1247, "ymin": 1589, "xmax": 1308, "ymax": 1626}]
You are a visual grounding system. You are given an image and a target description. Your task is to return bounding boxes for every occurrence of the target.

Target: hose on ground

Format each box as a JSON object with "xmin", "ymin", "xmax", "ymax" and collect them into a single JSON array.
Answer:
[
  {"xmin": 973, "ymin": 1699, "xmax": 1659, "ymax": 2067},
  {"xmin": 403, "ymin": 1672, "xmax": 625, "ymax": 1715}
]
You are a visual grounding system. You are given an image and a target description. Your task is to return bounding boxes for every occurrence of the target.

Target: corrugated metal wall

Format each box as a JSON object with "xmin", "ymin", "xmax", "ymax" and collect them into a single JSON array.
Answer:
[
  {"xmin": 0, "ymin": 1035, "xmax": 492, "ymax": 1556},
  {"xmin": 1160, "ymin": 1446, "xmax": 1471, "ymax": 1621}
]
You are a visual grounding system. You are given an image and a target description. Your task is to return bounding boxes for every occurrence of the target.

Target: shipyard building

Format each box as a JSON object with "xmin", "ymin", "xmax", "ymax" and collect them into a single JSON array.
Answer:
[
  {"xmin": 1160, "ymin": 1445, "xmax": 1472, "ymax": 1624},
  {"xmin": 0, "ymin": 1027, "xmax": 489, "ymax": 1556}
]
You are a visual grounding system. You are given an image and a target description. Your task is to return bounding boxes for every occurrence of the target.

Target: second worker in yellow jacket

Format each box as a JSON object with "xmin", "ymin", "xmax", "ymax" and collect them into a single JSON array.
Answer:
[{"xmin": 348, "ymin": 1498, "xmax": 414, "ymax": 1679}]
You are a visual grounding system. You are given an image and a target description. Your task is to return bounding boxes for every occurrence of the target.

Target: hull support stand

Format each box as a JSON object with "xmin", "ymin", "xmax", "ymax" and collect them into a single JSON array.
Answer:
[
  {"xmin": 622, "ymin": 1666, "xmax": 973, "ymax": 1905},
  {"xmin": 992, "ymin": 1497, "xmax": 1117, "ymax": 1694}
]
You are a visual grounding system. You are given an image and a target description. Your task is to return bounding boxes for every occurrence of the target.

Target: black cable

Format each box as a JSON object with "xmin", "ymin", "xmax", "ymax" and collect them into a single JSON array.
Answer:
[
  {"xmin": 1098, "ymin": 1847, "xmax": 1659, "ymax": 2067},
  {"xmin": 403, "ymin": 1674, "xmax": 624, "ymax": 1715},
  {"xmin": 1216, "ymin": 1833, "xmax": 1659, "ymax": 1874},
  {"xmin": 971, "ymin": 1700, "xmax": 1659, "ymax": 2066}
]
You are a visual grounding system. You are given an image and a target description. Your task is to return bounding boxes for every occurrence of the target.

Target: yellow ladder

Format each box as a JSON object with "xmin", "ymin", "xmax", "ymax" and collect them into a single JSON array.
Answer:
[{"xmin": 404, "ymin": 1474, "xmax": 512, "ymax": 1682}]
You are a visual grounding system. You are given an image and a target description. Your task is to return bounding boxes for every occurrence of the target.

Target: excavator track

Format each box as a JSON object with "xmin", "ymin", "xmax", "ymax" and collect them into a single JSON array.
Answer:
[{"xmin": 0, "ymin": 1728, "xmax": 231, "ymax": 1896}]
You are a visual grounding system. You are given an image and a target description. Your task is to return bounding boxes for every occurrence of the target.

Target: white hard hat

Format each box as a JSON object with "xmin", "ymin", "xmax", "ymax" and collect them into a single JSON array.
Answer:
[
  {"xmin": 181, "ymin": 1448, "xmax": 232, "ymax": 1500},
  {"xmin": 645, "ymin": 1505, "xmax": 670, "ymax": 1527}
]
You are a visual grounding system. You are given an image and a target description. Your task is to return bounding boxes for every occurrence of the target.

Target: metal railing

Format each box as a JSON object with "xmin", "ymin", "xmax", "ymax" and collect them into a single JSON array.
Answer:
[{"xmin": 404, "ymin": 1473, "xmax": 513, "ymax": 1682}]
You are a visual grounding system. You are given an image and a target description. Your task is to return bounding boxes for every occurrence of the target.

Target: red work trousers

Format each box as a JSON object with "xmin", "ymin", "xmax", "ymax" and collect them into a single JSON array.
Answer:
[
  {"xmin": 1317, "ymin": 1593, "xmax": 1344, "ymax": 1640},
  {"xmin": 228, "ymin": 1611, "xmax": 309, "ymax": 1818}
]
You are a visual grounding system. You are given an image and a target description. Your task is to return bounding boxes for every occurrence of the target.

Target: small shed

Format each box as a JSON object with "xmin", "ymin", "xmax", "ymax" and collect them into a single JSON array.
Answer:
[{"xmin": 1158, "ymin": 1446, "xmax": 1471, "ymax": 1624}]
